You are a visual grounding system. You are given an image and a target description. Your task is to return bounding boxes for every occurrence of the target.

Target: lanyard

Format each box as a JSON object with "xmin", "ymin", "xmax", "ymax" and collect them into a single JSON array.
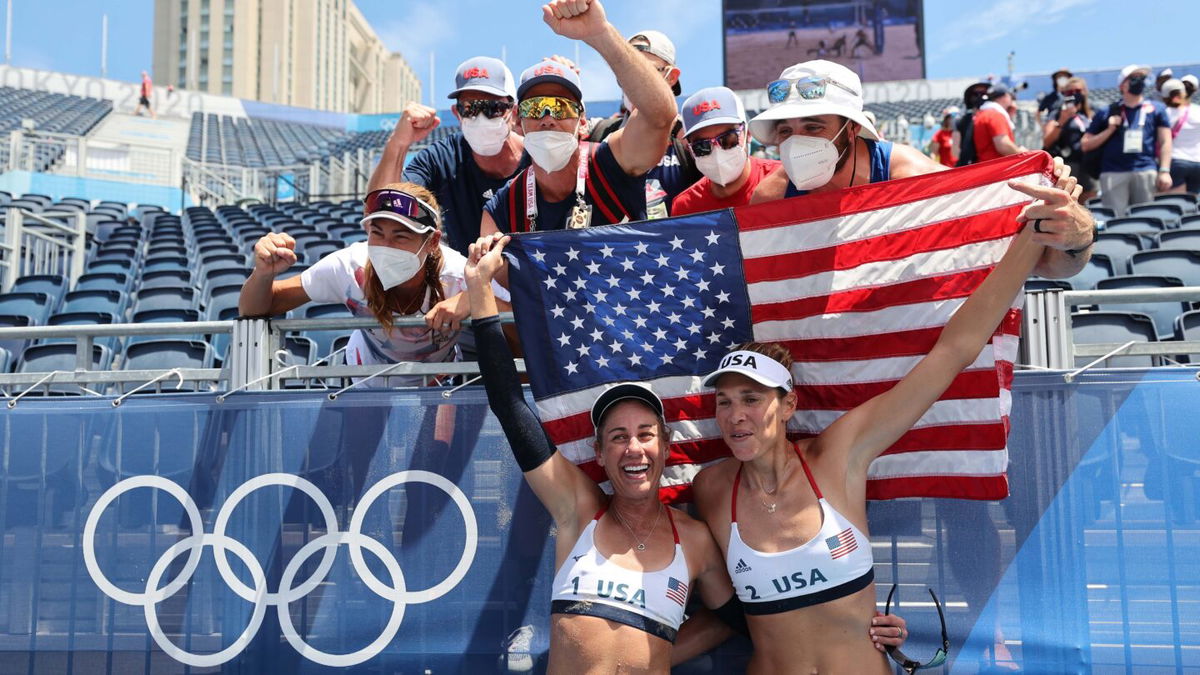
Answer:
[
  {"xmin": 524, "ymin": 142, "xmax": 590, "ymax": 231},
  {"xmin": 1121, "ymin": 104, "xmax": 1146, "ymax": 130},
  {"xmin": 1172, "ymin": 106, "xmax": 1191, "ymax": 139}
]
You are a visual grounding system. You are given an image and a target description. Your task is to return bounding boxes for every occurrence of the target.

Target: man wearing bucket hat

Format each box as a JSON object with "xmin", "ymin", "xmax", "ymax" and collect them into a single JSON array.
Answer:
[
  {"xmin": 368, "ymin": 56, "xmax": 529, "ymax": 256},
  {"xmin": 671, "ymin": 86, "xmax": 781, "ymax": 216},
  {"xmin": 480, "ymin": 0, "xmax": 676, "ymax": 236},
  {"xmin": 747, "ymin": 60, "xmax": 1096, "ymax": 280}
]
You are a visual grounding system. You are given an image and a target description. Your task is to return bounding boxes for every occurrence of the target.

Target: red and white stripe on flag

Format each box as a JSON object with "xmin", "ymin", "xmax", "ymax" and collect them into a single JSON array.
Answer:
[{"xmin": 537, "ymin": 152, "xmax": 1053, "ymax": 503}]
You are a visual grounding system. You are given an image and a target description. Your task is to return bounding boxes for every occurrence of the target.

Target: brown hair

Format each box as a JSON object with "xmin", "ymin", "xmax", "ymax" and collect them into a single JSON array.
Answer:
[
  {"xmin": 1063, "ymin": 77, "xmax": 1092, "ymax": 119},
  {"xmin": 361, "ymin": 182, "xmax": 447, "ymax": 332}
]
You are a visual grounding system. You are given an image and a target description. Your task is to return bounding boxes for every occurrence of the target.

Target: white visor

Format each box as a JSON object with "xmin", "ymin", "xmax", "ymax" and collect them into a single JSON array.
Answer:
[{"xmin": 702, "ymin": 350, "xmax": 794, "ymax": 391}]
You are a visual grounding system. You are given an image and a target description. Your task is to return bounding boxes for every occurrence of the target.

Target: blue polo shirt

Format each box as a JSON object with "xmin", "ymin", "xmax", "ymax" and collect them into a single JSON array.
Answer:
[
  {"xmin": 1085, "ymin": 100, "xmax": 1170, "ymax": 174},
  {"xmin": 403, "ymin": 134, "xmax": 530, "ymax": 255},
  {"xmin": 484, "ymin": 141, "xmax": 646, "ymax": 233}
]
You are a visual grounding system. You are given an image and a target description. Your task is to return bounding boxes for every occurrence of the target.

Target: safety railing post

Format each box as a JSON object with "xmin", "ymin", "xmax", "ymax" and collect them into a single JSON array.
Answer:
[{"xmin": 229, "ymin": 318, "xmax": 274, "ymax": 391}]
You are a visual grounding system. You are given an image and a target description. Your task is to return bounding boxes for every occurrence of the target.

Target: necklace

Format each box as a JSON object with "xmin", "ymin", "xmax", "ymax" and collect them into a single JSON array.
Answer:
[
  {"xmin": 754, "ymin": 472, "xmax": 783, "ymax": 514},
  {"xmin": 610, "ymin": 502, "xmax": 663, "ymax": 552}
]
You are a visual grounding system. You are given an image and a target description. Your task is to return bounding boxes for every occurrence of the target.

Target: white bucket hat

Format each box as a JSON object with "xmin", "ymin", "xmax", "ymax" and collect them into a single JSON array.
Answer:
[{"xmin": 749, "ymin": 60, "xmax": 880, "ymax": 146}]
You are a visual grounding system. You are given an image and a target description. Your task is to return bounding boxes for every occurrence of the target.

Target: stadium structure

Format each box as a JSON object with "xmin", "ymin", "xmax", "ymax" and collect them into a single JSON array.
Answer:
[{"xmin": 0, "ymin": 54, "xmax": 1196, "ymax": 673}]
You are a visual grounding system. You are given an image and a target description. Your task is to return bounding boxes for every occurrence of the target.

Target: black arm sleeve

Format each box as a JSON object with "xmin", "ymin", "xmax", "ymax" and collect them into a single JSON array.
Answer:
[
  {"xmin": 472, "ymin": 314, "xmax": 557, "ymax": 472},
  {"xmin": 711, "ymin": 596, "xmax": 749, "ymax": 636}
]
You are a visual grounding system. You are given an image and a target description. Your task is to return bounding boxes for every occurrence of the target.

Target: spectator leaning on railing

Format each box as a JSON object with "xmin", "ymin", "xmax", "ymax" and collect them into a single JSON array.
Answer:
[{"xmin": 237, "ymin": 183, "xmax": 467, "ymax": 380}]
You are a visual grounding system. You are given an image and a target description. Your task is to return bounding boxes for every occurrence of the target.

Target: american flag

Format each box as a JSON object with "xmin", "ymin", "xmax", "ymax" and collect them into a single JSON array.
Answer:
[
  {"xmin": 826, "ymin": 527, "xmax": 859, "ymax": 559},
  {"xmin": 505, "ymin": 152, "xmax": 1053, "ymax": 503},
  {"xmin": 665, "ymin": 576, "xmax": 689, "ymax": 607}
]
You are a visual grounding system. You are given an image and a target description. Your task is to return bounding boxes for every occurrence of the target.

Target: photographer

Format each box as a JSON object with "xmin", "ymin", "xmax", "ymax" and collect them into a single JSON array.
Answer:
[{"xmin": 1043, "ymin": 77, "xmax": 1097, "ymax": 203}]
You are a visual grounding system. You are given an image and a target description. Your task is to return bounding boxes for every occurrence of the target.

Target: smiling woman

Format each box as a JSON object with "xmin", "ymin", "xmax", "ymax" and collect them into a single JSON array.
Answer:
[{"xmin": 236, "ymin": 182, "xmax": 469, "ymax": 380}]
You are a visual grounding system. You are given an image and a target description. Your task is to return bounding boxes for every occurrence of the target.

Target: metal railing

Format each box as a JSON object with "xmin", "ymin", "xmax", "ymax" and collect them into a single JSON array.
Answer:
[
  {"xmin": 0, "ymin": 207, "xmax": 87, "ymax": 292},
  {"xmin": 6, "ymin": 130, "xmax": 179, "ymax": 185},
  {"xmin": 1022, "ymin": 288, "xmax": 1200, "ymax": 377}
]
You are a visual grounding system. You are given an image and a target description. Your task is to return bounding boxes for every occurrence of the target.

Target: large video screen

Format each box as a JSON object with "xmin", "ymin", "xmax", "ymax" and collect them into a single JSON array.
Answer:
[{"xmin": 723, "ymin": 0, "xmax": 926, "ymax": 91}]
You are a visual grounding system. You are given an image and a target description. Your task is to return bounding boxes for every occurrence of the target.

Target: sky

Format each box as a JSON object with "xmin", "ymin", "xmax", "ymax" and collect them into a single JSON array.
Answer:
[{"xmin": 3, "ymin": 0, "xmax": 1197, "ymax": 105}]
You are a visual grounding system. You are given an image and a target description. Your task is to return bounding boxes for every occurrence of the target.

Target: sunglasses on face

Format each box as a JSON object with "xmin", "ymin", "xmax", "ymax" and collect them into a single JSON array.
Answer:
[
  {"xmin": 689, "ymin": 125, "xmax": 744, "ymax": 157},
  {"xmin": 362, "ymin": 189, "xmax": 439, "ymax": 231},
  {"xmin": 884, "ymin": 585, "xmax": 950, "ymax": 674},
  {"xmin": 766, "ymin": 75, "xmax": 859, "ymax": 104},
  {"xmin": 456, "ymin": 99, "xmax": 513, "ymax": 119},
  {"xmin": 518, "ymin": 96, "xmax": 583, "ymax": 120}
]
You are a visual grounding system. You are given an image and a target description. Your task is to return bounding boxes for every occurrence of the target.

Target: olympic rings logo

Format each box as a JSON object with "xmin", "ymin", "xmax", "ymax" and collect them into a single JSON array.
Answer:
[{"xmin": 82, "ymin": 471, "xmax": 478, "ymax": 668}]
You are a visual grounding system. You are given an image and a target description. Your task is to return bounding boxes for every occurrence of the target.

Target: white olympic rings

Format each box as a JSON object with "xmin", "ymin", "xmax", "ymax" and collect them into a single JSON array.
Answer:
[{"xmin": 82, "ymin": 470, "xmax": 478, "ymax": 668}]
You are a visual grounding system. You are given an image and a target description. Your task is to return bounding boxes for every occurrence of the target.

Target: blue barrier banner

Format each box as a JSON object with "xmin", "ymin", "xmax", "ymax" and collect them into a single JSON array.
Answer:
[{"xmin": 0, "ymin": 371, "xmax": 1197, "ymax": 673}]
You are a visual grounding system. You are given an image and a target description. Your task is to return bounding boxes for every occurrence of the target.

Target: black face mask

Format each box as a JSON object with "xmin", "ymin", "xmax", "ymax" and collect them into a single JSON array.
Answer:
[{"xmin": 1127, "ymin": 76, "xmax": 1147, "ymax": 96}]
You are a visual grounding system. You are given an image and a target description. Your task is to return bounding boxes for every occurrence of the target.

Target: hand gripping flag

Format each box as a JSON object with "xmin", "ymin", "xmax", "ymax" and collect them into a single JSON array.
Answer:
[{"xmin": 504, "ymin": 152, "xmax": 1054, "ymax": 503}]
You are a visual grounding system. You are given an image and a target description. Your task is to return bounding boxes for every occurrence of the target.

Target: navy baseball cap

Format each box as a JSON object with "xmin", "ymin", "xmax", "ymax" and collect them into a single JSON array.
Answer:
[
  {"xmin": 590, "ymin": 382, "xmax": 665, "ymax": 429},
  {"xmin": 448, "ymin": 56, "xmax": 516, "ymax": 100},
  {"xmin": 681, "ymin": 87, "xmax": 746, "ymax": 137},
  {"xmin": 517, "ymin": 59, "xmax": 583, "ymax": 101}
]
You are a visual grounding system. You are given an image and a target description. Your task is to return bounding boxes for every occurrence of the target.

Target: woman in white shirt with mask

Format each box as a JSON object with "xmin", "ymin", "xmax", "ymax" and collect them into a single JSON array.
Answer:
[{"xmin": 238, "ymin": 182, "xmax": 467, "ymax": 378}]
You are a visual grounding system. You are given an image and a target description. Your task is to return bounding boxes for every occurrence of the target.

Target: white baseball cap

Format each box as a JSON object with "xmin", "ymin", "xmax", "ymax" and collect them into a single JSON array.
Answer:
[
  {"xmin": 702, "ymin": 350, "xmax": 794, "ymax": 392},
  {"xmin": 1182, "ymin": 74, "xmax": 1199, "ymax": 90},
  {"xmin": 1161, "ymin": 78, "xmax": 1186, "ymax": 97},
  {"xmin": 1119, "ymin": 64, "xmax": 1150, "ymax": 84},
  {"xmin": 629, "ymin": 30, "xmax": 681, "ymax": 96},
  {"xmin": 749, "ymin": 60, "xmax": 880, "ymax": 146}
]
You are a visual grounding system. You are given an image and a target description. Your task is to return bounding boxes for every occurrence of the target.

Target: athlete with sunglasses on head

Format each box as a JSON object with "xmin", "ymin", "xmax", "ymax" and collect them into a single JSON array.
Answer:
[
  {"xmin": 748, "ymin": 60, "xmax": 1096, "ymax": 280},
  {"xmin": 368, "ymin": 57, "xmax": 530, "ymax": 257},
  {"xmin": 238, "ymin": 183, "xmax": 468, "ymax": 382},
  {"xmin": 479, "ymin": 0, "xmax": 677, "ymax": 240},
  {"xmin": 671, "ymin": 86, "xmax": 781, "ymax": 217}
]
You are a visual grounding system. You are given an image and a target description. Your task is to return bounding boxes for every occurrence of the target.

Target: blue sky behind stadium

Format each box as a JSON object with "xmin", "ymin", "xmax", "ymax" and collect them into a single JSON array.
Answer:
[{"xmin": 4, "ymin": 0, "xmax": 1197, "ymax": 104}]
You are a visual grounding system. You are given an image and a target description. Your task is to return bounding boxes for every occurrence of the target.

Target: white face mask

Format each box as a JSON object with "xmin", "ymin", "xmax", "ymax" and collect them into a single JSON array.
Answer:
[
  {"xmin": 368, "ymin": 238, "xmax": 430, "ymax": 290},
  {"xmin": 778, "ymin": 120, "xmax": 851, "ymax": 192},
  {"xmin": 694, "ymin": 143, "xmax": 748, "ymax": 186},
  {"xmin": 1056, "ymin": 76, "xmax": 1069, "ymax": 90},
  {"xmin": 460, "ymin": 114, "xmax": 510, "ymax": 156},
  {"xmin": 523, "ymin": 129, "xmax": 579, "ymax": 172}
]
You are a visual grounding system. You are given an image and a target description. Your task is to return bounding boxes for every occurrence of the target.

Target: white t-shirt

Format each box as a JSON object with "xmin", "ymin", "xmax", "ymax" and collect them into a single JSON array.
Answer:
[
  {"xmin": 300, "ymin": 241, "xmax": 467, "ymax": 367},
  {"xmin": 1168, "ymin": 104, "xmax": 1200, "ymax": 164}
]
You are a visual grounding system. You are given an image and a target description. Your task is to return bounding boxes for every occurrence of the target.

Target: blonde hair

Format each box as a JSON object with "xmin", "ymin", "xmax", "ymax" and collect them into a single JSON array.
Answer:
[{"xmin": 361, "ymin": 182, "xmax": 446, "ymax": 332}]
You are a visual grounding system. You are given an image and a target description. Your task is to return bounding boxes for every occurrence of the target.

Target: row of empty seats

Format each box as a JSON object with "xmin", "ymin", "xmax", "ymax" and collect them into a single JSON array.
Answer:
[{"xmin": 0, "ymin": 86, "xmax": 112, "ymax": 171}]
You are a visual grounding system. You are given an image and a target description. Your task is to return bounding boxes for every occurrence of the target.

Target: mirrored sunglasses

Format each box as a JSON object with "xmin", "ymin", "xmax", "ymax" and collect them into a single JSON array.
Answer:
[
  {"xmin": 456, "ymin": 99, "xmax": 513, "ymax": 119},
  {"xmin": 688, "ymin": 125, "xmax": 744, "ymax": 157},
  {"xmin": 362, "ymin": 189, "xmax": 439, "ymax": 232},
  {"xmin": 518, "ymin": 96, "xmax": 583, "ymax": 120},
  {"xmin": 766, "ymin": 75, "xmax": 859, "ymax": 104},
  {"xmin": 884, "ymin": 585, "xmax": 951, "ymax": 674}
]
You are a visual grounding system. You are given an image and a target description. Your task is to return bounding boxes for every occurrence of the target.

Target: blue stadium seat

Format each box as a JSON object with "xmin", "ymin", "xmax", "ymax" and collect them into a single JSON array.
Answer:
[
  {"xmin": 302, "ymin": 303, "xmax": 353, "ymax": 360},
  {"xmin": 62, "ymin": 289, "xmax": 124, "ymax": 317},
  {"xmin": 1178, "ymin": 309, "xmax": 1200, "ymax": 341},
  {"xmin": 132, "ymin": 287, "xmax": 198, "ymax": 314},
  {"xmin": 121, "ymin": 339, "xmax": 215, "ymax": 372},
  {"xmin": 0, "ymin": 345, "xmax": 10, "ymax": 374},
  {"xmin": 1153, "ymin": 193, "xmax": 1197, "ymax": 214},
  {"xmin": 0, "ymin": 292, "xmax": 53, "ymax": 324},
  {"xmin": 1025, "ymin": 279, "xmax": 1072, "ymax": 291},
  {"xmin": 200, "ymin": 253, "xmax": 246, "ymax": 274},
  {"xmin": 1091, "ymin": 233, "xmax": 1143, "ymax": 275},
  {"xmin": 73, "ymin": 272, "xmax": 129, "ymax": 293},
  {"xmin": 44, "ymin": 311, "xmax": 118, "ymax": 351},
  {"xmin": 205, "ymin": 284, "xmax": 242, "ymax": 321},
  {"xmin": 18, "ymin": 343, "xmax": 109, "ymax": 372},
  {"xmin": 1095, "ymin": 275, "xmax": 1187, "ymax": 339},
  {"xmin": 1070, "ymin": 311, "xmax": 1158, "ymax": 367},
  {"xmin": 201, "ymin": 267, "xmax": 250, "ymax": 298},
  {"xmin": 342, "ymin": 230, "xmax": 367, "ymax": 244},
  {"xmin": 1062, "ymin": 253, "xmax": 1114, "ymax": 290},
  {"xmin": 140, "ymin": 269, "xmax": 196, "ymax": 290},
  {"xmin": 198, "ymin": 242, "xmax": 241, "ymax": 257},
  {"xmin": 142, "ymin": 255, "xmax": 191, "ymax": 274},
  {"xmin": 328, "ymin": 223, "xmax": 360, "ymax": 240},
  {"xmin": 86, "ymin": 258, "xmax": 133, "ymax": 275},
  {"xmin": 1156, "ymin": 228, "xmax": 1200, "ymax": 251},
  {"xmin": 1128, "ymin": 249, "xmax": 1200, "ymax": 286},
  {"xmin": 146, "ymin": 243, "xmax": 189, "ymax": 258},
  {"xmin": 1089, "ymin": 206, "xmax": 1116, "ymax": 222},
  {"xmin": 0, "ymin": 314, "xmax": 31, "ymax": 369},
  {"xmin": 277, "ymin": 264, "xmax": 310, "ymax": 281},
  {"xmin": 1128, "ymin": 203, "xmax": 1183, "ymax": 227},
  {"xmin": 1102, "ymin": 217, "xmax": 1167, "ymax": 248},
  {"xmin": 10, "ymin": 274, "xmax": 67, "ymax": 307},
  {"xmin": 302, "ymin": 239, "xmax": 343, "ymax": 262},
  {"xmin": 1181, "ymin": 214, "xmax": 1200, "ymax": 230}
]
